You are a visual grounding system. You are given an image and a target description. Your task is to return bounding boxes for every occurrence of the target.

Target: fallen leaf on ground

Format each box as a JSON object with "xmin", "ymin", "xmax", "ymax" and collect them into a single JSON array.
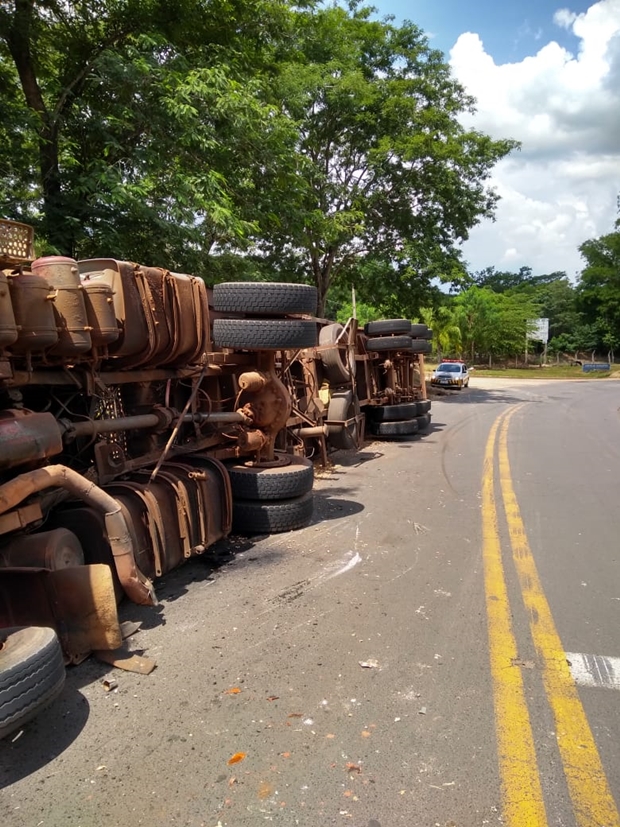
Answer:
[
  {"xmin": 325, "ymin": 733, "xmax": 335, "ymax": 739},
  {"xmin": 227, "ymin": 752, "xmax": 246, "ymax": 765},
  {"xmin": 361, "ymin": 730, "xmax": 371, "ymax": 738},
  {"xmin": 228, "ymin": 777, "xmax": 237, "ymax": 787},
  {"xmin": 266, "ymin": 695, "xmax": 279, "ymax": 701},
  {"xmin": 281, "ymin": 752, "xmax": 291, "ymax": 758},
  {"xmin": 224, "ymin": 687, "xmax": 241, "ymax": 695},
  {"xmin": 258, "ymin": 781, "xmax": 274, "ymax": 800},
  {"xmin": 344, "ymin": 790, "xmax": 354, "ymax": 798},
  {"xmin": 345, "ymin": 762, "xmax": 362, "ymax": 774},
  {"xmin": 287, "ymin": 713, "xmax": 303, "ymax": 718}
]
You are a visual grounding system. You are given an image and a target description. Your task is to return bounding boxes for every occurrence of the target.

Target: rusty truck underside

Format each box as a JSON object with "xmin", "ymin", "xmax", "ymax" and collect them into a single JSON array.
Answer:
[{"xmin": 0, "ymin": 219, "xmax": 431, "ymax": 669}]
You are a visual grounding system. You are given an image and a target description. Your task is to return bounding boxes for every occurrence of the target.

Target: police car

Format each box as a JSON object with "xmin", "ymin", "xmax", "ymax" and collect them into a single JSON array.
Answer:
[{"xmin": 430, "ymin": 360, "xmax": 470, "ymax": 389}]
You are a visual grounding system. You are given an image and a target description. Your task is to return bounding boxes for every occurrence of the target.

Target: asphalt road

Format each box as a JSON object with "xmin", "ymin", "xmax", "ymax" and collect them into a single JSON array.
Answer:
[{"xmin": 1, "ymin": 377, "xmax": 619, "ymax": 827}]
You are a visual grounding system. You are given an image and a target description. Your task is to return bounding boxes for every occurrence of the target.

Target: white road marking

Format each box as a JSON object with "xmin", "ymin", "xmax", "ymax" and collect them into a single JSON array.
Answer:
[{"xmin": 566, "ymin": 652, "xmax": 620, "ymax": 690}]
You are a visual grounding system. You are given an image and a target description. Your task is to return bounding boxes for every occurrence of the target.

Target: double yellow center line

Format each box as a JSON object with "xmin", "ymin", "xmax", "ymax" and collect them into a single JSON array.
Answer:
[{"xmin": 482, "ymin": 405, "xmax": 619, "ymax": 827}]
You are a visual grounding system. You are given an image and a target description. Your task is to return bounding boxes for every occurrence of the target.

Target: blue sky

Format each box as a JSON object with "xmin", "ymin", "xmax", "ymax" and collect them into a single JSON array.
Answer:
[
  {"xmin": 367, "ymin": 0, "xmax": 620, "ymax": 278},
  {"xmin": 371, "ymin": 0, "xmax": 594, "ymax": 63}
]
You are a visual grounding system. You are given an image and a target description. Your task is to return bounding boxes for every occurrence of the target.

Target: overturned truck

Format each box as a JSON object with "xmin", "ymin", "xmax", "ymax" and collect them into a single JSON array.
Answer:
[{"xmin": 0, "ymin": 220, "xmax": 430, "ymax": 737}]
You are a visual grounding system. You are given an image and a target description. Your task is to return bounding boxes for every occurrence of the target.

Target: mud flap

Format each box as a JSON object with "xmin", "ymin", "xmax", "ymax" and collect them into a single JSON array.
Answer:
[{"xmin": 0, "ymin": 564, "xmax": 122, "ymax": 659}]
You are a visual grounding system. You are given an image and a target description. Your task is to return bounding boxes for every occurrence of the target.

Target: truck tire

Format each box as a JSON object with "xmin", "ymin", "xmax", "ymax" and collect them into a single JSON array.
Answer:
[
  {"xmin": 410, "ymin": 324, "xmax": 431, "ymax": 339},
  {"xmin": 232, "ymin": 492, "xmax": 314, "ymax": 534},
  {"xmin": 416, "ymin": 414, "xmax": 431, "ymax": 431},
  {"xmin": 366, "ymin": 402, "xmax": 417, "ymax": 422},
  {"xmin": 364, "ymin": 319, "xmax": 411, "ymax": 336},
  {"xmin": 409, "ymin": 340, "xmax": 432, "ymax": 354},
  {"xmin": 366, "ymin": 335, "xmax": 413, "ymax": 353},
  {"xmin": 416, "ymin": 400, "xmax": 431, "ymax": 415},
  {"xmin": 327, "ymin": 390, "xmax": 359, "ymax": 450},
  {"xmin": 319, "ymin": 324, "xmax": 355, "ymax": 385},
  {"xmin": 212, "ymin": 282, "xmax": 317, "ymax": 316},
  {"xmin": 0, "ymin": 627, "xmax": 65, "ymax": 740},
  {"xmin": 370, "ymin": 418, "xmax": 419, "ymax": 437},
  {"xmin": 213, "ymin": 319, "xmax": 317, "ymax": 350},
  {"xmin": 227, "ymin": 455, "xmax": 314, "ymax": 501}
]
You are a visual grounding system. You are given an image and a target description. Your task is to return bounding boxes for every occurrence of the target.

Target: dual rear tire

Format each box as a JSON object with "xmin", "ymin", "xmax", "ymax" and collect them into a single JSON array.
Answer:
[{"xmin": 228, "ymin": 455, "xmax": 314, "ymax": 535}]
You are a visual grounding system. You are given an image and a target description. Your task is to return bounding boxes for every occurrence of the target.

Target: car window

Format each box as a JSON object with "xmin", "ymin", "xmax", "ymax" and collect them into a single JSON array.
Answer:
[{"xmin": 438, "ymin": 364, "xmax": 461, "ymax": 373}]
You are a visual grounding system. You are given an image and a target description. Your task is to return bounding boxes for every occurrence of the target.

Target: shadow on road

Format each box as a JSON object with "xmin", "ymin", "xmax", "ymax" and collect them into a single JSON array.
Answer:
[{"xmin": 0, "ymin": 680, "xmax": 90, "ymax": 789}]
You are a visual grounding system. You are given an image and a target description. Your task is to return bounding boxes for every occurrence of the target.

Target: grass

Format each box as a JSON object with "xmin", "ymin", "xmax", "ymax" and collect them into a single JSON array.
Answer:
[{"xmin": 425, "ymin": 364, "xmax": 620, "ymax": 380}]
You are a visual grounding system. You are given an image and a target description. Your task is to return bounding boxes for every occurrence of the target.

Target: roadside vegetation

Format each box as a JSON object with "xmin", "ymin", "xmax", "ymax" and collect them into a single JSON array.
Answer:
[
  {"xmin": 1, "ymin": 1, "xmax": 618, "ymax": 357},
  {"xmin": 426, "ymin": 363, "xmax": 620, "ymax": 381}
]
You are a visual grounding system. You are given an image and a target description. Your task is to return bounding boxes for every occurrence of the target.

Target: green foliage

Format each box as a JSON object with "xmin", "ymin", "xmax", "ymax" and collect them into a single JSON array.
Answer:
[
  {"xmin": 576, "ymin": 226, "xmax": 620, "ymax": 346},
  {"xmin": 1, "ymin": 0, "xmax": 515, "ymax": 310},
  {"xmin": 453, "ymin": 286, "xmax": 539, "ymax": 364},
  {"xmin": 0, "ymin": 0, "xmax": 299, "ymax": 271},
  {"xmin": 253, "ymin": 4, "xmax": 517, "ymax": 313}
]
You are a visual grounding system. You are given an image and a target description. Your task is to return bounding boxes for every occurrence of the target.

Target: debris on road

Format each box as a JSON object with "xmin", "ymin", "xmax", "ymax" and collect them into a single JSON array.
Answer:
[{"xmin": 227, "ymin": 752, "xmax": 246, "ymax": 765}]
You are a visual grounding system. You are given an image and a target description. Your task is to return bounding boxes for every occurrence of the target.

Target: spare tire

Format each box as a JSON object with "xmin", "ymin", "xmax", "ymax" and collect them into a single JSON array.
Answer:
[
  {"xmin": 0, "ymin": 626, "xmax": 65, "ymax": 739},
  {"xmin": 327, "ymin": 390, "xmax": 360, "ymax": 450},
  {"xmin": 213, "ymin": 282, "xmax": 317, "ymax": 316},
  {"xmin": 409, "ymin": 340, "xmax": 432, "ymax": 354},
  {"xmin": 364, "ymin": 319, "xmax": 411, "ymax": 336},
  {"xmin": 416, "ymin": 400, "xmax": 431, "ymax": 415},
  {"xmin": 319, "ymin": 324, "xmax": 355, "ymax": 385}
]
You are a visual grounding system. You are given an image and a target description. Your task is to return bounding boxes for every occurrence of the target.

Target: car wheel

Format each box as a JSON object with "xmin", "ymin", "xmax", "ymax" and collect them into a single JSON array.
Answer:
[{"xmin": 0, "ymin": 627, "xmax": 66, "ymax": 740}]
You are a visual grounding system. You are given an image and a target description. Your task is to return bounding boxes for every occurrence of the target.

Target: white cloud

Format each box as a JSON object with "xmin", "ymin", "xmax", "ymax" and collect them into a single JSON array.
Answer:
[{"xmin": 449, "ymin": 0, "xmax": 620, "ymax": 278}]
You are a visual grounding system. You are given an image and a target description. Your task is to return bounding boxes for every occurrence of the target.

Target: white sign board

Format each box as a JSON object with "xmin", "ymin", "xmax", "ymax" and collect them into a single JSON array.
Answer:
[{"xmin": 527, "ymin": 318, "xmax": 549, "ymax": 343}]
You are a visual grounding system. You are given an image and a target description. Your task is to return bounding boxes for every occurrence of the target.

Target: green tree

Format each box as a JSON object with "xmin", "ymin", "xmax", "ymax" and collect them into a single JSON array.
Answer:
[
  {"xmin": 453, "ymin": 286, "xmax": 538, "ymax": 365},
  {"xmin": 576, "ymin": 225, "xmax": 620, "ymax": 347},
  {"xmin": 418, "ymin": 305, "xmax": 461, "ymax": 360},
  {"xmin": 254, "ymin": 3, "xmax": 517, "ymax": 314},
  {"xmin": 0, "ymin": 0, "xmax": 297, "ymax": 265}
]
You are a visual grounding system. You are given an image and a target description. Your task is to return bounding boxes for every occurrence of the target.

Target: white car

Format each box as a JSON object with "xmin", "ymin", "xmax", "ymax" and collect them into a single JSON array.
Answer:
[{"xmin": 431, "ymin": 360, "xmax": 470, "ymax": 389}]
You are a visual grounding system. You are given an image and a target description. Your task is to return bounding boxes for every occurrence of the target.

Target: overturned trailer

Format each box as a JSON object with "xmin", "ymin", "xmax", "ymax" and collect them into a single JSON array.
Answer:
[{"xmin": 0, "ymin": 220, "xmax": 430, "ymax": 737}]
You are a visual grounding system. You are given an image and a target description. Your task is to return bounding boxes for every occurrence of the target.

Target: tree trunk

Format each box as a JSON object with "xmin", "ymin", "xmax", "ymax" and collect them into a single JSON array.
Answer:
[{"xmin": 5, "ymin": 1, "xmax": 68, "ymax": 253}]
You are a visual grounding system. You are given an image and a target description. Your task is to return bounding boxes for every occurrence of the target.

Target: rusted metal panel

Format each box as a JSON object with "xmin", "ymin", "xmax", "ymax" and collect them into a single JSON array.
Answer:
[
  {"xmin": 0, "ymin": 272, "xmax": 18, "ymax": 347},
  {"xmin": 0, "ymin": 409, "xmax": 63, "ymax": 470},
  {"xmin": 0, "ymin": 528, "xmax": 84, "ymax": 569},
  {"xmin": 0, "ymin": 564, "xmax": 122, "ymax": 657},
  {"xmin": 31, "ymin": 256, "xmax": 92, "ymax": 357},
  {"xmin": 82, "ymin": 281, "xmax": 119, "ymax": 347},
  {"xmin": 7, "ymin": 270, "xmax": 59, "ymax": 352},
  {"xmin": 78, "ymin": 259, "xmax": 150, "ymax": 360}
]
